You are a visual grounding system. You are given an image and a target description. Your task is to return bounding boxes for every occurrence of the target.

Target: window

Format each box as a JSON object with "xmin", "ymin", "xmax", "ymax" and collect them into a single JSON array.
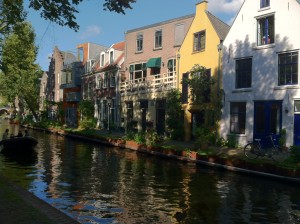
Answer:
[
  {"xmin": 260, "ymin": 0, "xmax": 270, "ymax": 8},
  {"xmin": 136, "ymin": 33, "xmax": 143, "ymax": 52},
  {"xmin": 155, "ymin": 30, "xmax": 162, "ymax": 49},
  {"xmin": 109, "ymin": 51, "xmax": 114, "ymax": 64},
  {"xmin": 230, "ymin": 102, "xmax": 246, "ymax": 134},
  {"xmin": 236, "ymin": 58, "xmax": 252, "ymax": 89},
  {"xmin": 103, "ymin": 73, "xmax": 108, "ymax": 88},
  {"xmin": 257, "ymin": 15, "xmax": 274, "ymax": 46},
  {"xmin": 278, "ymin": 52, "xmax": 298, "ymax": 86},
  {"xmin": 295, "ymin": 100, "xmax": 300, "ymax": 112},
  {"xmin": 110, "ymin": 72, "xmax": 116, "ymax": 87},
  {"xmin": 100, "ymin": 53, "xmax": 105, "ymax": 67},
  {"xmin": 175, "ymin": 23, "xmax": 185, "ymax": 46},
  {"xmin": 129, "ymin": 63, "xmax": 147, "ymax": 80},
  {"xmin": 193, "ymin": 31, "xmax": 206, "ymax": 51},
  {"xmin": 96, "ymin": 75, "xmax": 102, "ymax": 89},
  {"xmin": 167, "ymin": 59, "xmax": 176, "ymax": 77}
]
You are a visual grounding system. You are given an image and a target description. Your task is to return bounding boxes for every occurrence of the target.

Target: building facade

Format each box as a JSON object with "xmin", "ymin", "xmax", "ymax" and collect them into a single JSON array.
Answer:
[
  {"xmin": 121, "ymin": 14, "xmax": 194, "ymax": 134},
  {"xmin": 178, "ymin": 0, "xmax": 230, "ymax": 141},
  {"xmin": 221, "ymin": 0, "xmax": 300, "ymax": 147},
  {"xmin": 93, "ymin": 42, "xmax": 125, "ymax": 130}
]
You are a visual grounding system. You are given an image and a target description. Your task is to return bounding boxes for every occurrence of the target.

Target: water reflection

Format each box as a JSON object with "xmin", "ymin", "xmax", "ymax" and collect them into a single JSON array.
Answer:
[{"xmin": 0, "ymin": 121, "xmax": 300, "ymax": 223}]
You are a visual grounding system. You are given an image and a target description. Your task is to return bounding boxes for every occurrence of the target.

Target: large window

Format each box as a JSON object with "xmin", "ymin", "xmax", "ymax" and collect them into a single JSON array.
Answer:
[
  {"xmin": 260, "ymin": 0, "xmax": 270, "ymax": 8},
  {"xmin": 230, "ymin": 102, "xmax": 246, "ymax": 134},
  {"xmin": 110, "ymin": 71, "xmax": 116, "ymax": 87},
  {"xmin": 103, "ymin": 73, "xmax": 108, "ymax": 88},
  {"xmin": 155, "ymin": 30, "xmax": 162, "ymax": 49},
  {"xmin": 136, "ymin": 33, "xmax": 143, "ymax": 52},
  {"xmin": 278, "ymin": 52, "xmax": 298, "ymax": 86},
  {"xmin": 257, "ymin": 15, "xmax": 274, "ymax": 46},
  {"xmin": 235, "ymin": 58, "xmax": 252, "ymax": 88},
  {"xmin": 100, "ymin": 53, "xmax": 105, "ymax": 67},
  {"xmin": 193, "ymin": 31, "xmax": 206, "ymax": 52},
  {"xmin": 129, "ymin": 63, "xmax": 147, "ymax": 80},
  {"xmin": 96, "ymin": 75, "xmax": 102, "ymax": 89},
  {"xmin": 167, "ymin": 58, "xmax": 176, "ymax": 77}
]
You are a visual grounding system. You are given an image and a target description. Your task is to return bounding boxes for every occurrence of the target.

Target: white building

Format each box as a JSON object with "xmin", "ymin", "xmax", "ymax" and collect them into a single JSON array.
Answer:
[{"xmin": 221, "ymin": 0, "xmax": 300, "ymax": 147}]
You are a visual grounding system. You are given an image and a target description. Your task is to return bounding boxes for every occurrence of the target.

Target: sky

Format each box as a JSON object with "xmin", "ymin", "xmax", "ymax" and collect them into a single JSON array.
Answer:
[{"xmin": 26, "ymin": 0, "xmax": 244, "ymax": 71}]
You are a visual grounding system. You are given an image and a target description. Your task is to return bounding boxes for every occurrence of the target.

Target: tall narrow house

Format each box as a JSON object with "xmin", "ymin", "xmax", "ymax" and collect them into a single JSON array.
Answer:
[
  {"xmin": 178, "ymin": 1, "xmax": 230, "ymax": 141},
  {"xmin": 221, "ymin": 0, "xmax": 300, "ymax": 147},
  {"xmin": 121, "ymin": 14, "xmax": 194, "ymax": 134}
]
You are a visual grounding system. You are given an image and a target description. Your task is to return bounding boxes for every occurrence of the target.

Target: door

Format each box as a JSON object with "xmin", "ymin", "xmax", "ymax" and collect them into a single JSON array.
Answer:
[
  {"xmin": 294, "ymin": 114, "xmax": 300, "ymax": 146},
  {"xmin": 254, "ymin": 101, "xmax": 282, "ymax": 146}
]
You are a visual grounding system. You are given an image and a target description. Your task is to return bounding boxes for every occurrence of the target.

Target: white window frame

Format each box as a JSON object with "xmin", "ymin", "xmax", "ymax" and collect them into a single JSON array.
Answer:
[{"xmin": 154, "ymin": 29, "xmax": 162, "ymax": 49}]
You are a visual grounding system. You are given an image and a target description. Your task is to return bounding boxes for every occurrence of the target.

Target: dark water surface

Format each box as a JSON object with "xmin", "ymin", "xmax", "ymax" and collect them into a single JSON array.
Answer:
[{"xmin": 0, "ymin": 120, "xmax": 300, "ymax": 223}]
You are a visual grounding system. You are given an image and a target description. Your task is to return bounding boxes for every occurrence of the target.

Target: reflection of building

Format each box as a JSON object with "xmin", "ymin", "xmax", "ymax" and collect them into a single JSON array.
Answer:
[
  {"xmin": 221, "ymin": 0, "xmax": 300, "ymax": 146},
  {"xmin": 39, "ymin": 71, "xmax": 48, "ymax": 112},
  {"xmin": 178, "ymin": 1, "xmax": 230, "ymax": 141},
  {"xmin": 121, "ymin": 14, "xmax": 194, "ymax": 134}
]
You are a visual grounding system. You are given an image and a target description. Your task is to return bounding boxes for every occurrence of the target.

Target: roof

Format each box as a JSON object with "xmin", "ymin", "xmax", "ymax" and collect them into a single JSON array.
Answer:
[
  {"xmin": 125, "ymin": 14, "xmax": 195, "ymax": 34},
  {"xmin": 206, "ymin": 11, "xmax": 230, "ymax": 41},
  {"xmin": 112, "ymin": 41, "xmax": 125, "ymax": 51}
]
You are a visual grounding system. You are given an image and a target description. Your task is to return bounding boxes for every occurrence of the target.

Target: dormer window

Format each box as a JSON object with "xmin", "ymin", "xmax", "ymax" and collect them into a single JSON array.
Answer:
[
  {"xmin": 100, "ymin": 53, "xmax": 105, "ymax": 67},
  {"xmin": 109, "ymin": 50, "xmax": 114, "ymax": 64},
  {"xmin": 260, "ymin": 0, "xmax": 270, "ymax": 8}
]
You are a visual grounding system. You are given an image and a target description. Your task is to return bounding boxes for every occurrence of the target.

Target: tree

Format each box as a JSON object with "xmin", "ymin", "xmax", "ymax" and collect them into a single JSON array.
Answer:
[
  {"xmin": 166, "ymin": 89, "xmax": 184, "ymax": 140},
  {"xmin": 0, "ymin": 22, "xmax": 42, "ymax": 120}
]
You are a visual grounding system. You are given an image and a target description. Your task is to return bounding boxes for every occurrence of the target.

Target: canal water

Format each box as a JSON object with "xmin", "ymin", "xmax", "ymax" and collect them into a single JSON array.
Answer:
[{"xmin": 0, "ymin": 120, "xmax": 300, "ymax": 224}]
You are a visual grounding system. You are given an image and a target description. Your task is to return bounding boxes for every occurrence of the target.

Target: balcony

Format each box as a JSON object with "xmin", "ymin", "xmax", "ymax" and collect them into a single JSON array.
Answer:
[{"xmin": 120, "ymin": 73, "xmax": 176, "ymax": 96}]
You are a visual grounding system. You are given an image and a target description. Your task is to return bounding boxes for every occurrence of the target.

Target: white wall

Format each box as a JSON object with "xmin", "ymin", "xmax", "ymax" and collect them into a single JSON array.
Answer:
[{"xmin": 221, "ymin": 0, "xmax": 300, "ymax": 146}]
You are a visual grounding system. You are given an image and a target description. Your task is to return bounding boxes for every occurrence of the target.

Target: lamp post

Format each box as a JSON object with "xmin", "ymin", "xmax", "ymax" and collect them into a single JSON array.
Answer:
[{"xmin": 217, "ymin": 43, "xmax": 223, "ymax": 98}]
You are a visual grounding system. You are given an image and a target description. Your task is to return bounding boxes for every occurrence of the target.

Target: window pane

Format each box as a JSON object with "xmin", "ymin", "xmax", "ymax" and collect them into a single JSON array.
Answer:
[
  {"xmin": 230, "ymin": 102, "xmax": 246, "ymax": 134},
  {"xmin": 278, "ymin": 52, "xmax": 298, "ymax": 86},
  {"xmin": 236, "ymin": 58, "xmax": 252, "ymax": 88}
]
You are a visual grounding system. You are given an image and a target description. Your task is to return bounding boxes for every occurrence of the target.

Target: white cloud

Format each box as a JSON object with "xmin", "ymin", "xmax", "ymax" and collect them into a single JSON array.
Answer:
[
  {"xmin": 208, "ymin": 0, "xmax": 244, "ymax": 14},
  {"xmin": 79, "ymin": 25, "xmax": 101, "ymax": 40}
]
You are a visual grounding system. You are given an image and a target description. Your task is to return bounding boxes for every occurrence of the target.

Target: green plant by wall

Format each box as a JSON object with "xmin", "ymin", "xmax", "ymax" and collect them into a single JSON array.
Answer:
[
  {"xmin": 78, "ymin": 100, "xmax": 94, "ymax": 120},
  {"xmin": 165, "ymin": 89, "xmax": 184, "ymax": 140},
  {"xmin": 290, "ymin": 145, "xmax": 300, "ymax": 163},
  {"xmin": 134, "ymin": 131, "xmax": 146, "ymax": 145},
  {"xmin": 279, "ymin": 128, "xmax": 287, "ymax": 148}
]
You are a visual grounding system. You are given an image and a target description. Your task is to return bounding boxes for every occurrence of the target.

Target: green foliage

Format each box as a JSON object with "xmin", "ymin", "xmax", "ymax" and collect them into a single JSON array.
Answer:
[
  {"xmin": 165, "ymin": 89, "xmax": 184, "ymax": 140},
  {"xmin": 146, "ymin": 130, "xmax": 163, "ymax": 146},
  {"xmin": 0, "ymin": 22, "xmax": 41, "ymax": 120},
  {"xmin": 79, "ymin": 118, "xmax": 97, "ymax": 130},
  {"xmin": 195, "ymin": 127, "xmax": 211, "ymax": 149},
  {"xmin": 226, "ymin": 135, "xmax": 238, "ymax": 148},
  {"xmin": 290, "ymin": 145, "xmax": 300, "ymax": 163},
  {"xmin": 279, "ymin": 128, "xmax": 287, "ymax": 148},
  {"xmin": 133, "ymin": 131, "xmax": 146, "ymax": 145},
  {"xmin": 78, "ymin": 100, "xmax": 94, "ymax": 120},
  {"xmin": 183, "ymin": 64, "xmax": 215, "ymax": 104}
]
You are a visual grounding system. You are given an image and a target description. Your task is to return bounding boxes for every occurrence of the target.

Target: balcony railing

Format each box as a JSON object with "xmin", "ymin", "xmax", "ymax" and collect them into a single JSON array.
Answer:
[{"xmin": 120, "ymin": 73, "xmax": 176, "ymax": 95}]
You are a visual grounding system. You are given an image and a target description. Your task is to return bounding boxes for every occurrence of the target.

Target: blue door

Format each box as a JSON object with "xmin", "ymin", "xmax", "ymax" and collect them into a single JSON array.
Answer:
[
  {"xmin": 254, "ymin": 101, "xmax": 282, "ymax": 146},
  {"xmin": 294, "ymin": 114, "xmax": 300, "ymax": 146}
]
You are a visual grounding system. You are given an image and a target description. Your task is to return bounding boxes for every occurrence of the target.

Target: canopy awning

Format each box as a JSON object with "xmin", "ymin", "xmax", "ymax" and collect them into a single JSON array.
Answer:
[{"xmin": 146, "ymin": 57, "xmax": 161, "ymax": 68}]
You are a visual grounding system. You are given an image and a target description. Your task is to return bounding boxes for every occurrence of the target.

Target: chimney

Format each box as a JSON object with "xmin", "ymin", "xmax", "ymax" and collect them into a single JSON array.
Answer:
[{"xmin": 196, "ymin": 0, "xmax": 208, "ymax": 13}]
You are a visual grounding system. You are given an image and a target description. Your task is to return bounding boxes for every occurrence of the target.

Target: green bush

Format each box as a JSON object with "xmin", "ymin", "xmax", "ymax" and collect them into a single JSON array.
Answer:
[
  {"xmin": 79, "ymin": 118, "xmax": 97, "ymax": 130},
  {"xmin": 290, "ymin": 145, "xmax": 300, "ymax": 162},
  {"xmin": 226, "ymin": 135, "xmax": 238, "ymax": 148},
  {"xmin": 134, "ymin": 131, "xmax": 146, "ymax": 145}
]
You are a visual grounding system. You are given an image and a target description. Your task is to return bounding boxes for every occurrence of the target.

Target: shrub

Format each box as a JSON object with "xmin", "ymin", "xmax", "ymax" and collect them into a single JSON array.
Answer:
[
  {"xmin": 133, "ymin": 131, "xmax": 146, "ymax": 145},
  {"xmin": 290, "ymin": 145, "xmax": 300, "ymax": 163},
  {"xmin": 79, "ymin": 118, "xmax": 97, "ymax": 130},
  {"xmin": 226, "ymin": 135, "xmax": 238, "ymax": 148}
]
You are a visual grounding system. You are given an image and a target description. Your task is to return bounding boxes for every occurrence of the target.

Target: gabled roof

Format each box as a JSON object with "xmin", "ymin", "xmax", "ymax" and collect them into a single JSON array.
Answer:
[
  {"xmin": 206, "ymin": 11, "xmax": 230, "ymax": 41},
  {"xmin": 112, "ymin": 41, "xmax": 125, "ymax": 51}
]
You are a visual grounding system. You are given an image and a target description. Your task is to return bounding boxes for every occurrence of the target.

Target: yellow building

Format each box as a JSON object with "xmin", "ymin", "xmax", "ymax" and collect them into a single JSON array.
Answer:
[{"xmin": 178, "ymin": 1, "xmax": 230, "ymax": 141}]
